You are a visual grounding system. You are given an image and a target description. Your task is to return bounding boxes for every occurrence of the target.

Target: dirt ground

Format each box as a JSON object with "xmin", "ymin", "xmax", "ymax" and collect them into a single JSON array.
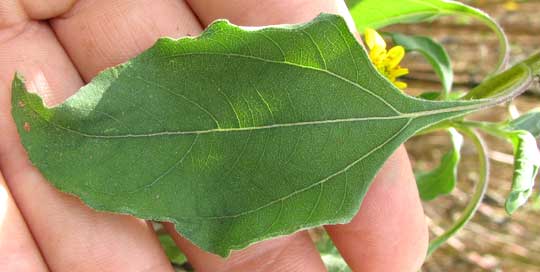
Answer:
[{"xmin": 389, "ymin": 1, "xmax": 540, "ymax": 271}]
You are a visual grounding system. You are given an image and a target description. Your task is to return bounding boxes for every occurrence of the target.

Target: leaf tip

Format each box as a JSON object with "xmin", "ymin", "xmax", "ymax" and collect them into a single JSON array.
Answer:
[{"xmin": 11, "ymin": 72, "xmax": 28, "ymax": 108}]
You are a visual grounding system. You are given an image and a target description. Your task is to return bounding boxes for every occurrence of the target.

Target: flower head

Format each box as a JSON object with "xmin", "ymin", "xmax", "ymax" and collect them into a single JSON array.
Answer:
[{"xmin": 364, "ymin": 28, "xmax": 409, "ymax": 89}]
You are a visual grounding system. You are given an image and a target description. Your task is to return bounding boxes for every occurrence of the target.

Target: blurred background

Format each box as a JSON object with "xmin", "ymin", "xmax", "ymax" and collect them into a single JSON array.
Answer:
[{"xmin": 387, "ymin": 0, "xmax": 540, "ymax": 271}]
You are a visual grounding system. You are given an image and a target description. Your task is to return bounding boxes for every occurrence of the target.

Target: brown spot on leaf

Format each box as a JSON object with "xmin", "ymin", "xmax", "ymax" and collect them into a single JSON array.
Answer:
[
  {"xmin": 18, "ymin": 100, "xmax": 25, "ymax": 108},
  {"xmin": 23, "ymin": 122, "xmax": 31, "ymax": 132}
]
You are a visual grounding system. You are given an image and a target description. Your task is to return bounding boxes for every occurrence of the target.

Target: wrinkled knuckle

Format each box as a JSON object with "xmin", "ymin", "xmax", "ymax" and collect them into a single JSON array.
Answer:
[
  {"xmin": 0, "ymin": 0, "xmax": 78, "ymax": 23},
  {"xmin": 21, "ymin": 0, "xmax": 78, "ymax": 20},
  {"xmin": 0, "ymin": 0, "xmax": 77, "ymax": 31}
]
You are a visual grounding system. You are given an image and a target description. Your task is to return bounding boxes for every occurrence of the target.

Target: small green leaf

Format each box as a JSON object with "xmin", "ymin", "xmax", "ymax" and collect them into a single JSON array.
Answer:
[
  {"xmin": 346, "ymin": 0, "xmax": 509, "ymax": 73},
  {"xmin": 158, "ymin": 234, "xmax": 187, "ymax": 265},
  {"xmin": 316, "ymin": 232, "xmax": 351, "ymax": 272},
  {"xmin": 417, "ymin": 92, "xmax": 442, "ymax": 101},
  {"xmin": 390, "ymin": 33, "xmax": 453, "ymax": 94},
  {"xmin": 508, "ymin": 109, "xmax": 540, "ymax": 138},
  {"xmin": 416, "ymin": 128, "xmax": 463, "ymax": 201},
  {"xmin": 418, "ymin": 91, "xmax": 465, "ymax": 101},
  {"xmin": 428, "ymin": 126, "xmax": 489, "ymax": 255},
  {"xmin": 504, "ymin": 130, "xmax": 540, "ymax": 214},
  {"xmin": 10, "ymin": 14, "xmax": 536, "ymax": 256},
  {"xmin": 463, "ymin": 58, "xmax": 536, "ymax": 99}
]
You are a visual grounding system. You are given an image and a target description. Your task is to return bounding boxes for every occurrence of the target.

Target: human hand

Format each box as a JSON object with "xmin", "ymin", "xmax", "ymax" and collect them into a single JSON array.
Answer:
[{"xmin": 0, "ymin": 1, "xmax": 427, "ymax": 271}]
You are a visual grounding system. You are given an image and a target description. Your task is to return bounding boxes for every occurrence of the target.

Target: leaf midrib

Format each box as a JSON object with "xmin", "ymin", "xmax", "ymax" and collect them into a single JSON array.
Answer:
[
  {"xmin": 25, "ymin": 51, "xmax": 490, "ymax": 139},
  {"xmin": 30, "ymin": 104, "xmax": 484, "ymax": 139}
]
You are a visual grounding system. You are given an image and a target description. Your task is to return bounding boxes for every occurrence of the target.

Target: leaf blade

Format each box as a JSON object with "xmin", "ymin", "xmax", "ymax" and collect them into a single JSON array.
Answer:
[
  {"xmin": 505, "ymin": 130, "xmax": 540, "ymax": 214},
  {"xmin": 10, "ymin": 14, "xmax": 532, "ymax": 256},
  {"xmin": 390, "ymin": 33, "xmax": 453, "ymax": 94},
  {"xmin": 508, "ymin": 109, "xmax": 540, "ymax": 138},
  {"xmin": 416, "ymin": 128, "xmax": 463, "ymax": 201}
]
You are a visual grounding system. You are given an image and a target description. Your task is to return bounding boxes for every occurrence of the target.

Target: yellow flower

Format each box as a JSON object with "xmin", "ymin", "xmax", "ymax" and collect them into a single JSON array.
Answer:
[
  {"xmin": 364, "ymin": 28, "xmax": 408, "ymax": 89},
  {"xmin": 503, "ymin": 1, "xmax": 519, "ymax": 11}
]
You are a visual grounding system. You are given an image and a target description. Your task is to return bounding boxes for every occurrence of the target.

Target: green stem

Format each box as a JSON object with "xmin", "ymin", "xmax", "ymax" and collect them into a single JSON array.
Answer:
[
  {"xmin": 435, "ymin": 3, "xmax": 509, "ymax": 75},
  {"xmin": 462, "ymin": 52, "xmax": 540, "ymax": 100},
  {"xmin": 414, "ymin": 120, "xmax": 454, "ymax": 136},
  {"xmin": 455, "ymin": 10, "xmax": 509, "ymax": 74},
  {"xmin": 460, "ymin": 120, "xmax": 511, "ymax": 139},
  {"xmin": 427, "ymin": 126, "xmax": 489, "ymax": 256}
]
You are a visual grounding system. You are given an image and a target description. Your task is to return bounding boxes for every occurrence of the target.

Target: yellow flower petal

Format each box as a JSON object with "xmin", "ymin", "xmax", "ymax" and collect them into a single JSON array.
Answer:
[
  {"xmin": 394, "ymin": 81, "xmax": 408, "ymax": 89},
  {"xmin": 369, "ymin": 46, "xmax": 387, "ymax": 64},
  {"xmin": 365, "ymin": 28, "xmax": 386, "ymax": 50},
  {"xmin": 390, "ymin": 67, "xmax": 409, "ymax": 78},
  {"xmin": 387, "ymin": 46, "xmax": 405, "ymax": 68},
  {"xmin": 364, "ymin": 28, "xmax": 408, "ymax": 90}
]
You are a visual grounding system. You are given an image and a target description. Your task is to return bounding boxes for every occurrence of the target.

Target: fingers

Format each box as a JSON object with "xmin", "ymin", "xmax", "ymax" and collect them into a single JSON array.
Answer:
[
  {"xmin": 187, "ymin": 1, "xmax": 428, "ymax": 271},
  {"xmin": 325, "ymin": 147, "xmax": 428, "ymax": 271},
  {"xmin": 17, "ymin": 0, "xmax": 77, "ymax": 20},
  {"xmin": 50, "ymin": 0, "xmax": 202, "ymax": 81},
  {"xmin": 186, "ymin": 0, "xmax": 355, "ymax": 27},
  {"xmin": 8, "ymin": 170, "xmax": 174, "ymax": 271},
  {"xmin": 0, "ymin": 4, "xmax": 174, "ymax": 271},
  {"xmin": 0, "ymin": 172, "xmax": 48, "ymax": 271},
  {"xmin": 165, "ymin": 224, "xmax": 325, "ymax": 272},
  {"xmin": 0, "ymin": 21, "xmax": 83, "ymax": 174}
]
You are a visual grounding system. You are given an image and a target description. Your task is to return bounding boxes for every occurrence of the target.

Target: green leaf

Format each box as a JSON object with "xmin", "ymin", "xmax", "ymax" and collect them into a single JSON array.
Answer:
[
  {"xmin": 10, "ymin": 14, "xmax": 534, "ymax": 256},
  {"xmin": 316, "ymin": 232, "xmax": 351, "ymax": 272},
  {"xmin": 416, "ymin": 128, "xmax": 463, "ymax": 201},
  {"xmin": 158, "ymin": 234, "xmax": 187, "ymax": 265},
  {"xmin": 524, "ymin": 52, "xmax": 540, "ymax": 74},
  {"xmin": 417, "ymin": 91, "xmax": 465, "ymax": 101},
  {"xmin": 508, "ymin": 109, "xmax": 540, "ymax": 138},
  {"xmin": 390, "ymin": 33, "xmax": 453, "ymax": 94},
  {"xmin": 463, "ymin": 54, "xmax": 539, "ymax": 99},
  {"xmin": 428, "ymin": 125, "xmax": 489, "ymax": 255},
  {"xmin": 504, "ymin": 130, "xmax": 540, "ymax": 214},
  {"xmin": 346, "ymin": 0, "xmax": 509, "ymax": 73}
]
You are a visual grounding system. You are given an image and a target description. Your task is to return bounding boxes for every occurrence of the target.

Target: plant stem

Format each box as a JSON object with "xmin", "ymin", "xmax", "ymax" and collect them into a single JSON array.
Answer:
[
  {"xmin": 427, "ymin": 126, "xmax": 489, "ymax": 256},
  {"xmin": 460, "ymin": 120, "xmax": 511, "ymax": 139}
]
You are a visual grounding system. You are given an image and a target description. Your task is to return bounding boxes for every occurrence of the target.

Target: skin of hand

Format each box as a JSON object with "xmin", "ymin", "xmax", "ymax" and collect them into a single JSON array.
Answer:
[{"xmin": 0, "ymin": 1, "xmax": 428, "ymax": 271}]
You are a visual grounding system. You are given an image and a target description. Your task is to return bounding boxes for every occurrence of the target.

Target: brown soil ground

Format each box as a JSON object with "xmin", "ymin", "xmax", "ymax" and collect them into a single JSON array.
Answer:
[{"xmin": 388, "ymin": 1, "xmax": 540, "ymax": 271}]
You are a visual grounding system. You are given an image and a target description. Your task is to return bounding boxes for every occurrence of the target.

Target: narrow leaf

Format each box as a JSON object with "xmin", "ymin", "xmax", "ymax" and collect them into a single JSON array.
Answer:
[
  {"xmin": 505, "ymin": 130, "xmax": 540, "ymax": 214},
  {"xmin": 508, "ymin": 109, "xmax": 540, "ymax": 138},
  {"xmin": 346, "ymin": 0, "xmax": 509, "ymax": 73},
  {"xmin": 10, "ymin": 14, "xmax": 533, "ymax": 256},
  {"xmin": 390, "ymin": 33, "xmax": 453, "ymax": 94},
  {"xmin": 463, "ymin": 53, "xmax": 539, "ymax": 99},
  {"xmin": 416, "ymin": 128, "xmax": 463, "ymax": 201},
  {"xmin": 428, "ymin": 126, "xmax": 489, "ymax": 255}
]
